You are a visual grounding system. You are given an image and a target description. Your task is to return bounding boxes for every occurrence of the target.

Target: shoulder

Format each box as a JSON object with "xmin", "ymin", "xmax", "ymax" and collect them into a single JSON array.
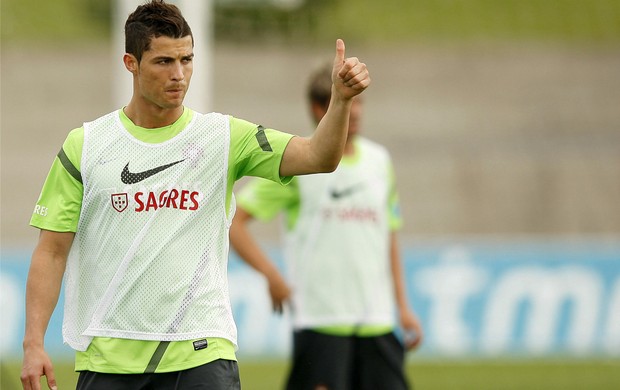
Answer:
[
  {"xmin": 63, "ymin": 127, "xmax": 85, "ymax": 166},
  {"xmin": 228, "ymin": 116, "xmax": 259, "ymax": 143},
  {"xmin": 229, "ymin": 116, "xmax": 258, "ymax": 131},
  {"xmin": 66, "ymin": 126, "xmax": 84, "ymax": 141}
]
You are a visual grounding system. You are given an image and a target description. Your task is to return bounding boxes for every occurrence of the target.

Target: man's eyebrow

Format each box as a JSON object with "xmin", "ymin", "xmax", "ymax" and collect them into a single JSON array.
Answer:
[{"xmin": 152, "ymin": 53, "xmax": 194, "ymax": 61}]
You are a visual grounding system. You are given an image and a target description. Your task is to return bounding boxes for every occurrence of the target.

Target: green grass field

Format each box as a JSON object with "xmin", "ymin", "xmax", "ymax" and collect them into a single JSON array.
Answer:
[{"xmin": 2, "ymin": 358, "xmax": 619, "ymax": 390}]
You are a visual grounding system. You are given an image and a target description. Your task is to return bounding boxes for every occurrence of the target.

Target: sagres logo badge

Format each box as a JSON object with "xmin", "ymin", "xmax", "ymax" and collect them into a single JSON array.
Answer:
[{"xmin": 111, "ymin": 193, "xmax": 128, "ymax": 212}]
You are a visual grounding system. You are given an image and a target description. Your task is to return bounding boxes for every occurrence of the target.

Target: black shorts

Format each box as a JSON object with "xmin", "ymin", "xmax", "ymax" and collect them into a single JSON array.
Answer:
[
  {"xmin": 285, "ymin": 329, "xmax": 410, "ymax": 390},
  {"xmin": 76, "ymin": 359, "xmax": 240, "ymax": 390}
]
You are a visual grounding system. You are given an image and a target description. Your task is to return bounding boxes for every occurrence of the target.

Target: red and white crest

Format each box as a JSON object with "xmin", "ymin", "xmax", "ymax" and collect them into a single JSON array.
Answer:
[{"xmin": 111, "ymin": 193, "xmax": 128, "ymax": 212}]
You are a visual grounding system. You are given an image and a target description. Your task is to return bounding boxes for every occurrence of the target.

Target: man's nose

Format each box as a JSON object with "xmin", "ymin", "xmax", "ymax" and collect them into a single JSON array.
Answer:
[{"xmin": 171, "ymin": 62, "xmax": 184, "ymax": 81}]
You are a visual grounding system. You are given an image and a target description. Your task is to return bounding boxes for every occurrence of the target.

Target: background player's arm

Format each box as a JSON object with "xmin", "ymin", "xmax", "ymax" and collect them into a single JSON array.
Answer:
[
  {"xmin": 279, "ymin": 39, "xmax": 369, "ymax": 176},
  {"xmin": 390, "ymin": 232, "xmax": 424, "ymax": 351},
  {"xmin": 230, "ymin": 207, "xmax": 291, "ymax": 314},
  {"xmin": 21, "ymin": 230, "xmax": 74, "ymax": 390}
]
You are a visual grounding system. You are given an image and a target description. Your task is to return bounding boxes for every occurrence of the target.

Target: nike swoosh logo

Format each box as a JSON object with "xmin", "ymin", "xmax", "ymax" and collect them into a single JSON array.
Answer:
[
  {"xmin": 121, "ymin": 159, "xmax": 185, "ymax": 184},
  {"xmin": 330, "ymin": 184, "xmax": 364, "ymax": 199}
]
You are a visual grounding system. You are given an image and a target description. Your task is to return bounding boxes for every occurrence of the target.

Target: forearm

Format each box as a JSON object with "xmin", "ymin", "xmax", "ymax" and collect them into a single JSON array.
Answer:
[
  {"xmin": 234, "ymin": 237, "xmax": 280, "ymax": 281},
  {"xmin": 389, "ymin": 233, "xmax": 410, "ymax": 313},
  {"xmin": 24, "ymin": 254, "xmax": 64, "ymax": 348},
  {"xmin": 23, "ymin": 249, "xmax": 65, "ymax": 348},
  {"xmin": 279, "ymin": 92, "xmax": 352, "ymax": 177},
  {"xmin": 230, "ymin": 213, "xmax": 280, "ymax": 281},
  {"xmin": 23, "ymin": 231, "xmax": 72, "ymax": 349},
  {"xmin": 308, "ymin": 90, "xmax": 353, "ymax": 172},
  {"xmin": 230, "ymin": 207, "xmax": 291, "ymax": 313},
  {"xmin": 390, "ymin": 233, "xmax": 424, "ymax": 349}
]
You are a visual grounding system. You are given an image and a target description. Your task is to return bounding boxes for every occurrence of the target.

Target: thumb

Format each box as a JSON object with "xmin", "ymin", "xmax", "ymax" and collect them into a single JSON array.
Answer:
[{"xmin": 334, "ymin": 38, "xmax": 345, "ymax": 67}]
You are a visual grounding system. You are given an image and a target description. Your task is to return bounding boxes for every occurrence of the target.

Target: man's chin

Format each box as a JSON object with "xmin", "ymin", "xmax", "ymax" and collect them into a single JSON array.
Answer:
[{"xmin": 161, "ymin": 99, "xmax": 185, "ymax": 110}]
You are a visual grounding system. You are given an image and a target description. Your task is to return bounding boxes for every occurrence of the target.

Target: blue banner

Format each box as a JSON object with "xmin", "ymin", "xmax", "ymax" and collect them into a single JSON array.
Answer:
[{"xmin": 2, "ymin": 237, "xmax": 619, "ymax": 360}]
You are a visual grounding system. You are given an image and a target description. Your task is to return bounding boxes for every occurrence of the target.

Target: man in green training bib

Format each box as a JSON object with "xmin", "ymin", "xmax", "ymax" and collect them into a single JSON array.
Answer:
[
  {"xmin": 20, "ymin": 1, "xmax": 370, "ymax": 389},
  {"xmin": 230, "ymin": 63, "xmax": 422, "ymax": 390}
]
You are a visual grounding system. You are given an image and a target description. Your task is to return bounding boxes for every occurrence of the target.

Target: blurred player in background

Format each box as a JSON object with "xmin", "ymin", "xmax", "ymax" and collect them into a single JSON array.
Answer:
[
  {"xmin": 230, "ymin": 62, "xmax": 423, "ymax": 390},
  {"xmin": 20, "ymin": 1, "xmax": 370, "ymax": 389}
]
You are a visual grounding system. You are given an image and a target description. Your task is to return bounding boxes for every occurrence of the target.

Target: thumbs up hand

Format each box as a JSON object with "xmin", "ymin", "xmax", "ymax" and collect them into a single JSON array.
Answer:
[{"xmin": 332, "ymin": 39, "xmax": 370, "ymax": 100}]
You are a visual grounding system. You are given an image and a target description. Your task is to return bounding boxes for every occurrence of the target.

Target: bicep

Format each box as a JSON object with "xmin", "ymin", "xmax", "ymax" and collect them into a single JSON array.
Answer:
[
  {"xmin": 280, "ymin": 136, "xmax": 312, "ymax": 177},
  {"xmin": 35, "ymin": 230, "xmax": 75, "ymax": 261}
]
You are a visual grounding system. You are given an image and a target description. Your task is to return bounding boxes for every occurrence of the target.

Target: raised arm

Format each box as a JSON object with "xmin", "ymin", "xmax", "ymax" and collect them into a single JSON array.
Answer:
[
  {"xmin": 21, "ymin": 230, "xmax": 74, "ymax": 390},
  {"xmin": 279, "ymin": 39, "xmax": 370, "ymax": 177}
]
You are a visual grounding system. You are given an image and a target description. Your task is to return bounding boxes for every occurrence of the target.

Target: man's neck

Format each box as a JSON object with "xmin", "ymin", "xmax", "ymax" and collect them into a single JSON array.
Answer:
[{"xmin": 123, "ymin": 102, "xmax": 184, "ymax": 129}]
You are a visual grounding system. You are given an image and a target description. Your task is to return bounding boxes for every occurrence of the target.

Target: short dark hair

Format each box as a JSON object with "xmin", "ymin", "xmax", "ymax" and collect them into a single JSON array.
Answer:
[
  {"xmin": 125, "ymin": 0, "xmax": 193, "ymax": 63},
  {"xmin": 307, "ymin": 62, "xmax": 332, "ymax": 109}
]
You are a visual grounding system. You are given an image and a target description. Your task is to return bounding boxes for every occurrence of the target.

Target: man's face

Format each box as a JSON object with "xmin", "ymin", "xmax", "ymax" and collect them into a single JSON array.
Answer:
[{"xmin": 134, "ymin": 35, "xmax": 194, "ymax": 110}]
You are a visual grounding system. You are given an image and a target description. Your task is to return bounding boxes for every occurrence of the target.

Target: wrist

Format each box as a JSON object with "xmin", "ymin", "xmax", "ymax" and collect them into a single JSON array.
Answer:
[
  {"xmin": 330, "ymin": 85, "xmax": 354, "ymax": 105},
  {"xmin": 23, "ymin": 333, "xmax": 45, "ymax": 350},
  {"xmin": 262, "ymin": 265, "xmax": 281, "ymax": 281},
  {"xmin": 23, "ymin": 339, "xmax": 44, "ymax": 351}
]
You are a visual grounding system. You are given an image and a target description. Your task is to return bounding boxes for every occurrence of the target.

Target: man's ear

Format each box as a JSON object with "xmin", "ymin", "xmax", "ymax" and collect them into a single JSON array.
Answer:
[{"xmin": 123, "ymin": 53, "xmax": 138, "ymax": 74}]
